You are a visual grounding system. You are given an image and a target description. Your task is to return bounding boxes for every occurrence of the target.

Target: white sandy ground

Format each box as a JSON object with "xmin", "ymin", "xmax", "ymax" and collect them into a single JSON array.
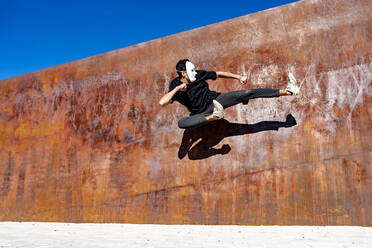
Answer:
[{"xmin": 0, "ymin": 222, "xmax": 371, "ymax": 248}]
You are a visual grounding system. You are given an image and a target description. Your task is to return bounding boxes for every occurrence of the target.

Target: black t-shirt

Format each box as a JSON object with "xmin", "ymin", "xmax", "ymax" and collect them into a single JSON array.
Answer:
[{"xmin": 169, "ymin": 70, "xmax": 221, "ymax": 115}]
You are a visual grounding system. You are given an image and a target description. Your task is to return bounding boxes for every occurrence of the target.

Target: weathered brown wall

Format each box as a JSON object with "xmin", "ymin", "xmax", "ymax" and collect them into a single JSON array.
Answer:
[{"xmin": 0, "ymin": 0, "xmax": 371, "ymax": 225}]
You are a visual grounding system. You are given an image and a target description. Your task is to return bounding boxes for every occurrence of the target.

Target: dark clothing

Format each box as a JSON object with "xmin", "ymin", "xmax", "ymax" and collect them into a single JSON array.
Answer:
[
  {"xmin": 169, "ymin": 70, "xmax": 220, "ymax": 115},
  {"xmin": 178, "ymin": 88, "xmax": 280, "ymax": 129}
]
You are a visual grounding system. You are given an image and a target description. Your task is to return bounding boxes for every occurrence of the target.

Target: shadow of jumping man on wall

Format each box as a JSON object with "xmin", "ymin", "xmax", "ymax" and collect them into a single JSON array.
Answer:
[{"xmin": 178, "ymin": 114, "xmax": 297, "ymax": 160}]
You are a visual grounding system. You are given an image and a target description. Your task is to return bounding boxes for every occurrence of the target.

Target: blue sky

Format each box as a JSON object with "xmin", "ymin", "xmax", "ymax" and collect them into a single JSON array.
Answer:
[{"xmin": 0, "ymin": 0, "xmax": 297, "ymax": 80}]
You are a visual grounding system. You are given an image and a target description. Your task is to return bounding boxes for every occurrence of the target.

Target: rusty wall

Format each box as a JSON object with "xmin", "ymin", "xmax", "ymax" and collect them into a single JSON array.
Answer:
[{"xmin": 0, "ymin": 0, "xmax": 371, "ymax": 225}]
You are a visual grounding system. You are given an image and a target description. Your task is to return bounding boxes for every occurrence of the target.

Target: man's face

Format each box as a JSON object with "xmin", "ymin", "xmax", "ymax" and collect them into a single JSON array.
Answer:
[{"xmin": 186, "ymin": 61, "xmax": 197, "ymax": 82}]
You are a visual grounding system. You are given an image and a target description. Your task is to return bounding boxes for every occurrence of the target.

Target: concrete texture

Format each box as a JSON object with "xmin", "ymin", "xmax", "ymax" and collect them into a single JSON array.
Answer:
[
  {"xmin": 0, "ymin": 0, "xmax": 371, "ymax": 225},
  {"xmin": 0, "ymin": 222, "xmax": 371, "ymax": 248}
]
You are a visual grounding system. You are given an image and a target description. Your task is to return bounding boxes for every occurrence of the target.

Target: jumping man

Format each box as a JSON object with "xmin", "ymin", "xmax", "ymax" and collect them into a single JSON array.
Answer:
[{"xmin": 159, "ymin": 59, "xmax": 299, "ymax": 129}]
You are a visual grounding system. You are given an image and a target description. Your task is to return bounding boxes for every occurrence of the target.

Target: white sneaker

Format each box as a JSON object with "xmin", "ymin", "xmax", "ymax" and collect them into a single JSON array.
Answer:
[
  {"xmin": 286, "ymin": 72, "xmax": 299, "ymax": 95},
  {"xmin": 212, "ymin": 100, "xmax": 225, "ymax": 119}
]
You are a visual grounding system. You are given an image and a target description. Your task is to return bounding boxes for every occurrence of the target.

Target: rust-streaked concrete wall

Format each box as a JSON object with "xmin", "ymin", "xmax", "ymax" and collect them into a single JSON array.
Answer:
[{"xmin": 1, "ymin": 0, "xmax": 371, "ymax": 225}]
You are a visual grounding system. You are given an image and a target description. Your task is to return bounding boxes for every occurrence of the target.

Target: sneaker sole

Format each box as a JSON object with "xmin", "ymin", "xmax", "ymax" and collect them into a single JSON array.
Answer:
[{"xmin": 288, "ymin": 73, "xmax": 299, "ymax": 95}]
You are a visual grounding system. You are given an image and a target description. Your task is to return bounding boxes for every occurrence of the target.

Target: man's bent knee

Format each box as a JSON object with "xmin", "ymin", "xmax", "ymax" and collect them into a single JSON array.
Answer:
[{"xmin": 178, "ymin": 118, "xmax": 189, "ymax": 129}]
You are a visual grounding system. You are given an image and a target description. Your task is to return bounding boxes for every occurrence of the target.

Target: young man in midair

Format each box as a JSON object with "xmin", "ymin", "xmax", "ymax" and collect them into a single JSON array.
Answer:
[{"xmin": 159, "ymin": 59, "xmax": 299, "ymax": 129}]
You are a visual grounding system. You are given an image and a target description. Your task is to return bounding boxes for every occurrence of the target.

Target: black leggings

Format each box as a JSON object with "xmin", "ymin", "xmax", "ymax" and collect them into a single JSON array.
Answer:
[{"xmin": 178, "ymin": 88, "xmax": 280, "ymax": 129}]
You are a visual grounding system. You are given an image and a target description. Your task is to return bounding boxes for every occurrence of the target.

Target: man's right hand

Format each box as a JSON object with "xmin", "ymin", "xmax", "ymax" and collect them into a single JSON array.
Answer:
[{"xmin": 177, "ymin": 83, "xmax": 187, "ymax": 91}]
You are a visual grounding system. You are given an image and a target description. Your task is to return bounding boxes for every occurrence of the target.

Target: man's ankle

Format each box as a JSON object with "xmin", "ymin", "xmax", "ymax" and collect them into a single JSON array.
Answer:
[
  {"xmin": 279, "ymin": 89, "xmax": 292, "ymax": 96},
  {"xmin": 206, "ymin": 115, "xmax": 218, "ymax": 121}
]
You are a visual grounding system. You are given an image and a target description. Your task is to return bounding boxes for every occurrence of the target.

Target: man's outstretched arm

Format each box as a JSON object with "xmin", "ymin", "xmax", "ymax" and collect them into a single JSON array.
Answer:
[{"xmin": 216, "ymin": 71, "xmax": 247, "ymax": 84}]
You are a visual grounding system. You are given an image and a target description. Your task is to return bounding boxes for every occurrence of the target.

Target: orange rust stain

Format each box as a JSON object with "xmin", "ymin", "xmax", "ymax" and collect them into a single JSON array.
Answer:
[{"xmin": 0, "ymin": 0, "xmax": 371, "ymax": 225}]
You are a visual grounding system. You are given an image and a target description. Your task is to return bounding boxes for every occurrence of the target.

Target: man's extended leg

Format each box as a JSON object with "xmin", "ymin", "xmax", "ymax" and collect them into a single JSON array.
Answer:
[
  {"xmin": 203, "ymin": 88, "xmax": 292, "ymax": 122},
  {"xmin": 215, "ymin": 88, "xmax": 282, "ymax": 109},
  {"xmin": 214, "ymin": 72, "xmax": 299, "ymax": 109}
]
